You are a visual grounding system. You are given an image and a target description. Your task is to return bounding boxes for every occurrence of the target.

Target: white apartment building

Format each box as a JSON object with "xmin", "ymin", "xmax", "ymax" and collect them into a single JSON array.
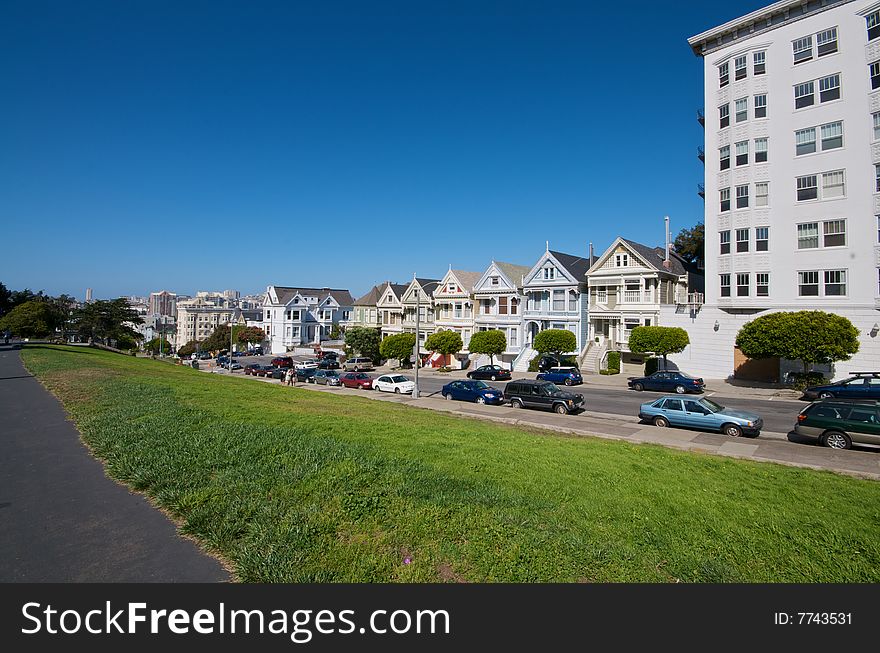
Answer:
[
  {"xmin": 666, "ymin": 0, "xmax": 880, "ymax": 380},
  {"xmin": 262, "ymin": 286, "xmax": 354, "ymax": 354},
  {"xmin": 148, "ymin": 290, "xmax": 177, "ymax": 318},
  {"xmin": 175, "ymin": 295, "xmax": 234, "ymax": 347}
]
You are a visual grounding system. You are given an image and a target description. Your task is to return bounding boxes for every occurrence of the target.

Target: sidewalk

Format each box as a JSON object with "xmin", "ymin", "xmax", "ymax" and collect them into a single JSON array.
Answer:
[{"xmin": 581, "ymin": 371, "xmax": 804, "ymax": 402}]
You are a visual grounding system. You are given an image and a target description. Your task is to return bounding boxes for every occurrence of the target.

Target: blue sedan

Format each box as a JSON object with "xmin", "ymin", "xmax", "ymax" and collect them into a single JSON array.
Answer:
[
  {"xmin": 803, "ymin": 373, "xmax": 880, "ymax": 400},
  {"xmin": 638, "ymin": 395, "xmax": 763, "ymax": 437},
  {"xmin": 442, "ymin": 380, "xmax": 504, "ymax": 405},
  {"xmin": 536, "ymin": 366, "xmax": 583, "ymax": 386},
  {"xmin": 628, "ymin": 371, "xmax": 705, "ymax": 394}
]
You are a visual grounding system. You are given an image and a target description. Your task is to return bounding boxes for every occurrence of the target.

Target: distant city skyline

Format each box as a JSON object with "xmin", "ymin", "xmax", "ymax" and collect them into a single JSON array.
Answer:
[{"xmin": 1, "ymin": 1, "xmax": 770, "ymax": 300}]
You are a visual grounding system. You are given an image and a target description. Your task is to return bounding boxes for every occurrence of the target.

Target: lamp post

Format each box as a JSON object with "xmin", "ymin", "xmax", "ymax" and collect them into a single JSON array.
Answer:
[{"xmin": 414, "ymin": 288, "xmax": 420, "ymax": 399}]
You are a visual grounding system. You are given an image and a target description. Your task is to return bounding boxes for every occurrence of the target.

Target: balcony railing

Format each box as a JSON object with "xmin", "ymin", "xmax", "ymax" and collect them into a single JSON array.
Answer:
[{"xmin": 622, "ymin": 291, "xmax": 653, "ymax": 304}]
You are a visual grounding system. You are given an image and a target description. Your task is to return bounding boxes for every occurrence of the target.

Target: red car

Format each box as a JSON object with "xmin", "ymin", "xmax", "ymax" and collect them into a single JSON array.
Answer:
[
  {"xmin": 271, "ymin": 356, "xmax": 294, "ymax": 368},
  {"xmin": 340, "ymin": 372, "xmax": 373, "ymax": 389},
  {"xmin": 243, "ymin": 363, "xmax": 262, "ymax": 376}
]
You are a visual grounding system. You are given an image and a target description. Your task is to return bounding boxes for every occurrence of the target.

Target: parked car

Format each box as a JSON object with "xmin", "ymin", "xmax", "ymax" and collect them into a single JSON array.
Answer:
[
  {"xmin": 340, "ymin": 372, "xmax": 374, "ymax": 389},
  {"xmin": 467, "ymin": 365, "xmax": 511, "ymax": 381},
  {"xmin": 503, "ymin": 379, "xmax": 584, "ymax": 415},
  {"xmin": 216, "ymin": 356, "xmax": 230, "ymax": 366},
  {"xmin": 343, "ymin": 357, "xmax": 374, "ymax": 371},
  {"xmin": 196, "ymin": 352, "xmax": 213, "ymax": 360},
  {"xmin": 639, "ymin": 396, "xmax": 762, "ymax": 437},
  {"xmin": 251, "ymin": 347, "xmax": 264, "ymax": 356},
  {"xmin": 373, "ymin": 374, "xmax": 415, "ymax": 394},
  {"xmin": 253, "ymin": 364, "xmax": 275, "ymax": 377},
  {"xmin": 536, "ymin": 366, "xmax": 583, "ymax": 386},
  {"xmin": 269, "ymin": 367, "xmax": 288, "ymax": 379},
  {"xmin": 271, "ymin": 356, "xmax": 294, "ymax": 368},
  {"xmin": 442, "ymin": 380, "xmax": 504, "ymax": 405},
  {"xmin": 536, "ymin": 355, "xmax": 577, "ymax": 373},
  {"xmin": 318, "ymin": 359, "xmax": 341, "ymax": 370},
  {"xmin": 628, "ymin": 371, "xmax": 705, "ymax": 394},
  {"xmin": 313, "ymin": 369, "xmax": 341, "ymax": 386},
  {"xmin": 802, "ymin": 372, "xmax": 880, "ymax": 400},
  {"xmin": 295, "ymin": 360, "xmax": 319, "ymax": 370},
  {"xmin": 794, "ymin": 399, "xmax": 880, "ymax": 449},
  {"xmin": 244, "ymin": 363, "xmax": 263, "ymax": 376},
  {"xmin": 295, "ymin": 367, "xmax": 318, "ymax": 383},
  {"xmin": 321, "ymin": 351, "xmax": 340, "ymax": 359},
  {"xmin": 220, "ymin": 361, "xmax": 243, "ymax": 371},
  {"xmin": 232, "ymin": 351, "xmax": 246, "ymax": 357}
]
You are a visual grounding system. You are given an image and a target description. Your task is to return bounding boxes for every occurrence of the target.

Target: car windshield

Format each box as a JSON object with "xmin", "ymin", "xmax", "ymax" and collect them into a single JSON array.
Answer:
[
  {"xmin": 699, "ymin": 398, "xmax": 724, "ymax": 413},
  {"xmin": 678, "ymin": 372, "xmax": 697, "ymax": 379},
  {"xmin": 542, "ymin": 383, "xmax": 564, "ymax": 396},
  {"xmin": 390, "ymin": 376, "xmax": 409, "ymax": 383},
  {"xmin": 472, "ymin": 381, "xmax": 489, "ymax": 389}
]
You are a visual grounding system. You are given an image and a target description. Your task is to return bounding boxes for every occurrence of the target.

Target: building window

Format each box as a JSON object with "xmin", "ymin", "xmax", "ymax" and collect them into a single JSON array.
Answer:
[
  {"xmin": 816, "ymin": 28, "xmax": 838, "ymax": 56},
  {"xmin": 876, "ymin": 164, "xmax": 880, "ymax": 192},
  {"xmin": 872, "ymin": 62, "xmax": 880, "ymax": 90},
  {"xmin": 509, "ymin": 328, "xmax": 517, "ymax": 348},
  {"xmin": 719, "ymin": 145, "xmax": 730, "ymax": 170},
  {"xmin": 736, "ymin": 273, "xmax": 750, "ymax": 297},
  {"xmin": 552, "ymin": 290, "xmax": 565, "ymax": 311},
  {"xmin": 798, "ymin": 271, "xmax": 819, "ymax": 296},
  {"xmin": 719, "ymin": 104, "xmax": 729, "ymax": 129},
  {"xmin": 754, "ymin": 138, "xmax": 768, "ymax": 163},
  {"xmin": 481, "ymin": 299, "xmax": 491, "ymax": 314},
  {"xmin": 820, "ymin": 121, "xmax": 843, "ymax": 150},
  {"xmin": 735, "ymin": 55, "xmax": 747, "ymax": 80},
  {"xmin": 720, "ymin": 188, "xmax": 730, "ymax": 212},
  {"xmin": 454, "ymin": 302, "xmax": 462, "ymax": 318},
  {"xmin": 818, "ymin": 74, "xmax": 840, "ymax": 102},
  {"xmin": 823, "ymin": 220, "xmax": 846, "ymax": 247},
  {"xmin": 490, "ymin": 277, "xmax": 499, "ymax": 286},
  {"xmin": 719, "ymin": 61, "xmax": 729, "ymax": 87},
  {"xmin": 797, "ymin": 223, "xmax": 819, "ymax": 249},
  {"xmin": 736, "ymin": 228, "xmax": 749, "ymax": 252},
  {"xmin": 615, "ymin": 253, "xmax": 629, "ymax": 267},
  {"xmin": 794, "ymin": 81, "xmax": 814, "ymax": 109},
  {"xmin": 753, "ymin": 51, "xmax": 765, "ymax": 75},
  {"xmin": 720, "ymin": 230, "xmax": 731, "ymax": 254},
  {"xmin": 498, "ymin": 297, "xmax": 508, "ymax": 315},
  {"xmin": 720, "ymin": 274, "xmax": 731, "ymax": 297},
  {"xmin": 735, "ymin": 97, "xmax": 748, "ymax": 122},
  {"xmin": 510, "ymin": 298, "xmax": 518, "ymax": 315},
  {"xmin": 735, "ymin": 141, "xmax": 748, "ymax": 166},
  {"xmin": 735, "ymin": 185, "xmax": 749, "ymax": 209},
  {"xmin": 824, "ymin": 270, "xmax": 847, "ymax": 296},
  {"xmin": 756, "ymin": 273, "xmax": 769, "ymax": 297},
  {"xmin": 543, "ymin": 267, "xmax": 555, "ymax": 280},
  {"xmin": 822, "ymin": 170, "xmax": 845, "ymax": 198},
  {"xmin": 796, "ymin": 175, "xmax": 818, "ymax": 201},
  {"xmin": 755, "ymin": 182, "xmax": 769, "ymax": 207},
  {"xmin": 793, "ymin": 36, "xmax": 813, "ymax": 64},
  {"xmin": 795, "ymin": 127, "xmax": 816, "ymax": 155},
  {"xmin": 869, "ymin": 10, "xmax": 880, "ymax": 41},
  {"xmin": 873, "ymin": 113, "xmax": 880, "ymax": 141},
  {"xmin": 568, "ymin": 291, "xmax": 578, "ymax": 312},
  {"xmin": 756, "ymin": 227, "xmax": 769, "ymax": 251},
  {"xmin": 754, "ymin": 94, "xmax": 767, "ymax": 118}
]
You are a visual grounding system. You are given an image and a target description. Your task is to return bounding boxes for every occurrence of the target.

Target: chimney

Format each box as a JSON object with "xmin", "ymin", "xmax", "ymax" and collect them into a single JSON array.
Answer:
[
  {"xmin": 663, "ymin": 216, "xmax": 672, "ymax": 270},
  {"xmin": 589, "ymin": 242, "xmax": 594, "ymax": 261}
]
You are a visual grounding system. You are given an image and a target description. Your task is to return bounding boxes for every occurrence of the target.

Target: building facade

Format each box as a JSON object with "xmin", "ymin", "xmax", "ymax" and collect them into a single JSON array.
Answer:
[
  {"xmin": 472, "ymin": 261, "xmax": 531, "ymax": 368},
  {"xmin": 670, "ymin": 0, "xmax": 880, "ymax": 379},
  {"xmin": 432, "ymin": 268, "xmax": 481, "ymax": 366},
  {"xmin": 262, "ymin": 286, "xmax": 354, "ymax": 354},
  {"xmin": 148, "ymin": 290, "xmax": 177, "ymax": 318},
  {"xmin": 401, "ymin": 278, "xmax": 440, "ymax": 352},
  {"xmin": 349, "ymin": 284, "xmax": 385, "ymax": 329},
  {"xmin": 378, "ymin": 283, "xmax": 409, "ymax": 340},
  {"xmin": 175, "ymin": 295, "xmax": 235, "ymax": 348}
]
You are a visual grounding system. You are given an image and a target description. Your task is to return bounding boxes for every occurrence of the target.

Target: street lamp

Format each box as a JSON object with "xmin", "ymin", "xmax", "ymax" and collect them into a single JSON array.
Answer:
[{"xmin": 414, "ymin": 288, "xmax": 420, "ymax": 399}]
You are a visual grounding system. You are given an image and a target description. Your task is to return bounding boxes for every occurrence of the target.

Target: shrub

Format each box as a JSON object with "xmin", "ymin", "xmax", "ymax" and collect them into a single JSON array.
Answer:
[
  {"xmin": 527, "ymin": 355, "xmax": 541, "ymax": 372},
  {"xmin": 606, "ymin": 351, "xmax": 620, "ymax": 372},
  {"xmin": 599, "ymin": 369, "xmax": 618, "ymax": 375},
  {"xmin": 787, "ymin": 371, "xmax": 826, "ymax": 391}
]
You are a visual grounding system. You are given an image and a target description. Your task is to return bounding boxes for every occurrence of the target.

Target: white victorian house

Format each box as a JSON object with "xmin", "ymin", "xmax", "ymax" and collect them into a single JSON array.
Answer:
[
  {"xmin": 472, "ymin": 260, "xmax": 531, "ymax": 369},
  {"xmin": 583, "ymin": 238, "xmax": 704, "ymax": 371},
  {"xmin": 262, "ymin": 286, "xmax": 354, "ymax": 354},
  {"xmin": 432, "ymin": 268, "xmax": 482, "ymax": 368},
  {"xmin": 401, "ymin": 277, "xmax": 440, "ymax": 353},
  {"xmin": 517, "ymin": 247, "xmax": 594, "ymax": 371},
  {"xmin": 378, "ymin": 282, "xmax": 410, "ymax": 340}
]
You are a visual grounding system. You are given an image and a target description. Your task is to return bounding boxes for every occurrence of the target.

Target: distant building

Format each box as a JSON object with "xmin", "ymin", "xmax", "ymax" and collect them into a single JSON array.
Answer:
[
  {"xmin": 149, "ymin": 291, "xmax": 177, "ymax": 317},
  {"xmin": 175, "ymin": 295, "xmax": 235, "ymax": 348},
  {"xmin": 85, "ymin": 288, "xmax": 92, "ymax": 302},
  {"xmin": 261, "ymin": 286, "xmax": 354, "ymax": 354}
]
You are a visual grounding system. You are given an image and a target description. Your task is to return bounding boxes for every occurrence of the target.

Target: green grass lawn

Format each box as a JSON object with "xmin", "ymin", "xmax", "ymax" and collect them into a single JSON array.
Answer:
[{"xmin": 21, "ymin": 345, "xmax": 880, "ymax": 582}]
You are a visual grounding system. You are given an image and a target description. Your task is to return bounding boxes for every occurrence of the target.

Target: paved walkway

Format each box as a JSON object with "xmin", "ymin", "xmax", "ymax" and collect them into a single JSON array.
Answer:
[{"xmin": 0, "ymin": 349, "xmax": 229, "ymax": 581}]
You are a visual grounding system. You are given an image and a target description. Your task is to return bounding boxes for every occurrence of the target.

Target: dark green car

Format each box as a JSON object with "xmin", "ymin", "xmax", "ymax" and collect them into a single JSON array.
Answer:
[{"xmin": 794, "ymin": 400, "xmax": 880, "ymax": 449}]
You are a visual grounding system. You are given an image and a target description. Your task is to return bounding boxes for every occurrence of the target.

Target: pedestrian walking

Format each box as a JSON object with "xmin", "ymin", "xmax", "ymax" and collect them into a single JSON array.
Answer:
[{"xmin": 284, "ymin": 368, "xmax": 293, "ymax": 386}]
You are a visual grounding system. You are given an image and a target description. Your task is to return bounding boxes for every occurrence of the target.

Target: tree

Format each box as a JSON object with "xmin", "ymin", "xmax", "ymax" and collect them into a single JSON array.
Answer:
[
  {"xmin": 144, "ymin": 337, "xmax": 174, "ymax": 354},
  {"xmin": 468, "ymin": 329, "xmax": 507, "ymax": 365},
  {"xmin": 236, "ymin": 326, "xmax": 266, "ymax": 347},
  {"xmin": 735, "ymin": 311, "xmax": 859, "ymax": 374},
  {"xmin": 345, "ymin": 326, "xmax": 381, "ymax": 360},
  {"xmin": 0, "ymin": 300, "xmax": 56, "ymax": 338},
  {"xmin": 200, "ymin": 324, "xmax": 232, "ymax": 352},
  {"xmin": 379, "ymin": 332, "xmax": 417, "ymax": 367},
  {"xmin": 532, "ymin": 329, "xmax": 577, "ymax": 362},
  {"xmin": 424, "ymin": 330, "xmax": 463, "ymax": 361},
  {"xmin": 627, "ymin": 326, "xmax": 690, "ymax": 371},
  {"xmin": 673, "ymin": 222, "xmax": 704, "ymax": 266},
  {"xmin": 73, "ymin": 298, "xmax": 143, "ymax": 345},
  {"xmin": 177, "ymin": 340, "xmax": 198, "ymax": 358},
  {"xmin": 329, "ymin": 322, "xmax": 342, "ymax": 340},
  {"xmin": 0, "ymin": 282, "xmax": 10, "ymax": 317}
]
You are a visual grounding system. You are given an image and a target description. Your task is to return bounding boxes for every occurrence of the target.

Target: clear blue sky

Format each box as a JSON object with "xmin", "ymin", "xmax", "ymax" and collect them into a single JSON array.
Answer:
[{"xmin": 0, "ymin": 0, "xmax": 767, "ymax": 300}]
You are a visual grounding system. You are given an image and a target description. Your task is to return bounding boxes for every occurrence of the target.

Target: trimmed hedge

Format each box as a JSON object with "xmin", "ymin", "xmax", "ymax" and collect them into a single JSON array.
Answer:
[
  {"xmin": 786, "ymin": 371, "xmax": 826, "ymax": 391},
  {"xmin": 606, "ymin": 351, "xmax": 620, "ymax": 372}
]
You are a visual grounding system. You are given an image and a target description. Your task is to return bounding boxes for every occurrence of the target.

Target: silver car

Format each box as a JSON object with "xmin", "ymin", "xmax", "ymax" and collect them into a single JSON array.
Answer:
[
  {"xmin": 313, "ymin": 370, "xmax": 341, "ymax": 386},
  {"xmin": 343, "ymin": 357, "xmax": 374, "ymax": 371}
]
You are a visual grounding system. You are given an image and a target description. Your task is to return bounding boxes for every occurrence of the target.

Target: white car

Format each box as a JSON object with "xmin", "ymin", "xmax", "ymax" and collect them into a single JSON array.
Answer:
[
  {"xmin": 373, "ymin": 374, "xmax": 415, "ymax": 394},
  {"xmin": 295, "ymin": 360, "xmax": 318, "ymax": 370}
]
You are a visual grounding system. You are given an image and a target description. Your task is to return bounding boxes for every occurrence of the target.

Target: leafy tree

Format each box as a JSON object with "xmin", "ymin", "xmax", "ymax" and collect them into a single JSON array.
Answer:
[
  {"xmin": 379, "ymin": 332, "xmax": 417, "ymax": 367},
  {"xmin": 673, "ymin": 222, "xmax": 704, "ymax": 266},
  {"xmin": 627, "ymin": 326, "xmax": 690, "ymax": 371},
  {"xmin": 345, "ymin": 326, "xmax": 381, "ymax": 360},
  {"xmin": 468, "ymin": 329, "xmax": 506, "ymax": 365},
  {"xmin": 0, "ymin": 282, "xmax": 10, "ymax": 316},
  {"xmin": 329, "ymin": 322, "xmax": 342, "ymax": 340},
  {"xmin": 116, "ymin": 335, "xmax": 137, "ymax": 351},
  {"xmin": 424, "ymin": 330, "xmax": 463, "ymax": 358},
  {"xmin": 144, "ymin": 337, "xmax": 174, "ymax": 354},
  {"xmin": 0, "ymin": 300, "xmax": 56, "ymax": 338},
  {"xmin": 73, "ymin": 298, "xmax": 143, "ymax": 345},
  {"xmin": 201, "ymin": 324, "xmax": 233, "ymax": 352},
  {"xmin": 532, "ymin": 329, "xmax": 577, "ymax": 362},
  {"xmin": 177, "ymin": 340, "xmax": 198, "ymax": 358},
  {"xmin": 236, "ymin": 326, "xmax": 266, "ymax": 347},
  {"xmin": 735, "ymin": 311, "xmax": 859, "ymax": 374}
]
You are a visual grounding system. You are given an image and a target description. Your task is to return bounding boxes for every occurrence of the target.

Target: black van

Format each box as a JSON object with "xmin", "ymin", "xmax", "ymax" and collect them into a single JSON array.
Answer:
[{"xmin": 503, "ymin": 379, "xmax": 584, "ymax": 415}]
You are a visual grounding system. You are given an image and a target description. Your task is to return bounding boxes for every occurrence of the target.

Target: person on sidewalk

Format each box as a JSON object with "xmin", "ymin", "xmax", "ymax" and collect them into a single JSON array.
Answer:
[{"xmin": 284, "ymin": 368, "xmax": 293, "ymax": 386}]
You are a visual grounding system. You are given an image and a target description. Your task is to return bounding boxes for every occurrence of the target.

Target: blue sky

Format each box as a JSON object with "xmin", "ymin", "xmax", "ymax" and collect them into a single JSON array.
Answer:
[{"xmin": 0, "ymin": 0, "xmax": 767, "ymax": 300}]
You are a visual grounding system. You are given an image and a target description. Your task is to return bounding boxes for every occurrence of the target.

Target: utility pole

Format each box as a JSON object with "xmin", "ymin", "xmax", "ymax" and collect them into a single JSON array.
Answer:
[
  {"xmin": 159, "ymin": 317, "xmax": 164, "ymax": 357},
  {"xmin": 229, "ymin": 307, "xmax": 235, "ymax": 372},
  {"xmin": 414, "ymin": 287, "xmax": 420, "ymax": 399}
]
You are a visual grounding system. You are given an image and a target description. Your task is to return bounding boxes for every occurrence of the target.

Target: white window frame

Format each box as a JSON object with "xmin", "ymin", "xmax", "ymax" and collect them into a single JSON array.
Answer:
[
  {"xmin": 794, "ymin": 81, "xmax": 814, "ymax": 109},
  {"xmin": 735, "ymin": 184, "xmax": 749, "ymax": 209},
  {"xmin": 798, "ymin": 270, "xmax": 820, "ymax": 296},
  {"xmin": 719, "ymin": 61, "xmax": 729, "ymax": 87},
  {"xmin": 873, "ymin": 113, "xmax": 880, "ymax": 141},
  {"xmin": 816, "ymin": 27, "xmax": 838, "ymax": 57},
  {"xmin": 797, "ymin": 223, "xmax": 819, "ymax": 250},
  {"xmin": 720, "ymin": 187, "xmax": 730, "ymax": 212},
  {"xmin": 868, "ymin": 10, "xmax": 880, "ymax": 41},
  {"xmin": 720, "ymin": 274, "xmax": 731, "ymax": 297},
  {"xmin": 754, "ymin": 93, "xmax": 767, "ymax": 118},
  {"xmin": 719, "ymin": 144, "xmax": 730, "ymax": 170},
  {"xmin": 753, "ymin": 51, "xmax": 766, "ymax": 75},
  {"xmin": 736, "ymin": 273, "xmax": 750, "ymax": 297},
  {"xmin": 736, "ymin": 228, "xmax": 749, "ymax": 252},
  {"xmin": 821, "ymin": 170, "xmax": 845, "ymax": 199},
  {"xmin": 793, "ymin": 36, "xmax": 813, "ymax": 64},
  {"xmin": 755, "ymin": 182, "xmax": 769, "ymax": 207},
  {"xmin": 823, "ymin": 269, "xmax": 847, "ymax": 296},
  {"xmin": 796, "ymin": 174, "xmax": 818, "ymax": 201},
  {"xmin": 819, "ymin": 121, "xmax": 843, "ymax": 151},
  {"xmin": 754, "ymin": 138, "xmax": 768, "ymax": 163},
  {"xmin": 755, "ymin": 227, "xmax": 769, "ymax": 251},
  {"xmin": 720, "ymin": 230, "xmax": 731, "ymax": 255},
  {"xmin": 734, "ymin": 55, "xmax": 747, "ymax": 80},
  {"xmin": 719, "ymin": 103, "xmax": 729, "ymax": 129},
  {"xmin": 818, "ymin": 74, "xmax": 840, "ymax": 103},
  {"xmin": 755, "ymin": 273, "xmax": 770, "ymax": 297},
  {"xmin": 615, "ymin": 253, "xmax": 629, "ymax": 267},
  {"xmin": 735, "ymin": 97, "xmax": 748, "ymax": 123},
  {"xmin": 735, "ymin": 140, "xmax": 749, "ymax": 166},
  {"xmin": 823, "ymin": 219, "xmax": 846, "ymax": 248}
]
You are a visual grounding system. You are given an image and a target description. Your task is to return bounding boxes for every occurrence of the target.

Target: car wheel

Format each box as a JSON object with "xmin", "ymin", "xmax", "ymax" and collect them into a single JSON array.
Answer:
[
  {"xmin": 674, "ymin": 385, "xmax": 686, "ymax": 394},
  {"xmin": 476, "ymin": 396, "xmax": 486, "ymax": 404},
  {"xmin": 510, "ymin": 399, "xmax": 523, "ymax": 409},
  {"xmin": 564, "ymin": 378, "xmax": 573, "ymax": 386},
  {"xmin": 632, "ymin": 382, "xmax": 644, "ymax": 392},
  {"xmin": 818, "ymin": 391, "xmax": 834, "ymax": 400},
  {"xmin": 554, "ymin": 403, "xmax": 569, "ymax": 415},
  {"xmin": 466, "ymin": 373, "xmax": 472, "ymax": 379},
  {"xmin": 490, "ymin": 375, "xmax": 496, "ymax": 381},
  {"xmin": 722, "ymin": 423, "xmax": 743, "ymax": 438},
  {"xmin": 821, "ymin": 431, "xmax": 852, "ymax": 450},
  {"xmin": 444, "ymin": 393, "xmax": 452, "ymax": 401},
  {"xmin": 653, "ymin": 416, "xmax": 669, "ymax": 428},
  {"xmin": 395, "ymin": 388, "xmax": 401, "ymax": 394},
  {"xmin": 353, "ymin": 366, "xmax": 359, "ymax": 372}
]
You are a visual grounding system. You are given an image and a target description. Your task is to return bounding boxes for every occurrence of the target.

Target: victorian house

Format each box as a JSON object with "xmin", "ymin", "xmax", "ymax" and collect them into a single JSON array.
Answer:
[
  {"xmin": 517, "ymin": 246, "xmax": 594, "ymax": 371},
  {"xmin": 583, "ymin": 238, "xmax": 703, "ymax": 371},
  {"xmin": 472, "ymin": 260, "xmax": 531, "ymax": 369},
  {"xmin": 401, "ymin": 277, "xmax": 441, "ymax": 353},
  {"xmin": 431, "ymin": 268, "xmax": 482, "ymax": 368},
  {"xmin": 262, "ymin": 286, "xmax": 354, "ymax": 354},
  {"xmin": 377, "ymin": 282, "xmax": 410, "ymax": 340},
  {"xmin": 349, "ymin": 283, "xmax": 385, "ymax": 330}
]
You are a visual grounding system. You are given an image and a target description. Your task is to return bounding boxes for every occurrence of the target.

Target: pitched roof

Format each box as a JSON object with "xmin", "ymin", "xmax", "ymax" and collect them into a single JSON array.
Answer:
[
  {"xmin": 494, "ymin": 261, "xmax": 531, "ymax": 286},
  {"xmin": 620, "ymin": 239, "xmax": 688, "ymax": 276},
  {"xmin": 414, "ymin": 278, "xmax": 441, "ymax": 295},
  {"xmin": 548, "ymin": 250, "xmax": 593, "ymax": 280},
  {"xmin": 273, "ymin": 286, "xmax": 354, "ymax": 306},
  {"xmin": 353, "ymin": 283, "xmax": 385, "ymax": 306},
  {"xmin": 450, "ymin": 270, "xmax": 482, "ymax": 290}
]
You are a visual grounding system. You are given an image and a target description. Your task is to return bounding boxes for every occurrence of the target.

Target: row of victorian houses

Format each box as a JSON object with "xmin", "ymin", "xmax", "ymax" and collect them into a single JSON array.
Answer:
[{"xmin": 259, "ymin": 237, "xmax": 705, "ymax": 373}]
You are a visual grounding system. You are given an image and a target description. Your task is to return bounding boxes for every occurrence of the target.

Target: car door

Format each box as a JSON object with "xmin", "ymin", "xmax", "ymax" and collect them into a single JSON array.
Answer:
[
  {"xmin": 682, "ymin": 399, "xmax": 713, "ymax": 430},
  {"xmin": 867, "ymin": 377, "xmax": 880, "ymax": 399},
  {"xmin": 377, "ymin": 376, "xmax": 389, "ymax": 391},
  {"xmin": 845, "ymin": 406, "xmax": 880, "ymax": 445},
  {"xmin": 645, "ymin": 372, "xmax": 665, "ymax": 391},
  {"xmin": 659, "ymin": 398, "xmax": 685, "ymax": 425}
]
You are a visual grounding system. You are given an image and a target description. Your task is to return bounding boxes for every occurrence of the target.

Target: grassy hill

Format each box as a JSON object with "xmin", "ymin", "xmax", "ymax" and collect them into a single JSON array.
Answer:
[{"xmin": 21, "ymin": 345, "xmax": 880, "ymax": 582}]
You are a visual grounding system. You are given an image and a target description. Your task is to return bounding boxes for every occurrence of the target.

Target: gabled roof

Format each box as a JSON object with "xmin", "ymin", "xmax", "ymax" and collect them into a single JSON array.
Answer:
[
  {"xmin": 272, "ymin": 286, "xmax": 354, "ymax": 306},
  {"xmin": 414, "ymin": 278, "xmax": 440, "ymax": 295},
  {"xmin": 353, "ymin": 283, "xmax": 385, "ymax": 306},
  {"xmin": 451, "ymin": 270, "xmax": 482, "ymax": 290},
  {"xmin": 493, "ymin": 261, "xmax": 531, "ymax": 287},
  {"xmin": 548, "ymin": 250, "xmax": 594, "ymax": 280},
  {"xmin": 378, "ymin": 282, "xmax": 409, "ymax": 305},
  {"xmin": 621, "ymin": 239, "xmax": 689, "ymax": 276}
]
